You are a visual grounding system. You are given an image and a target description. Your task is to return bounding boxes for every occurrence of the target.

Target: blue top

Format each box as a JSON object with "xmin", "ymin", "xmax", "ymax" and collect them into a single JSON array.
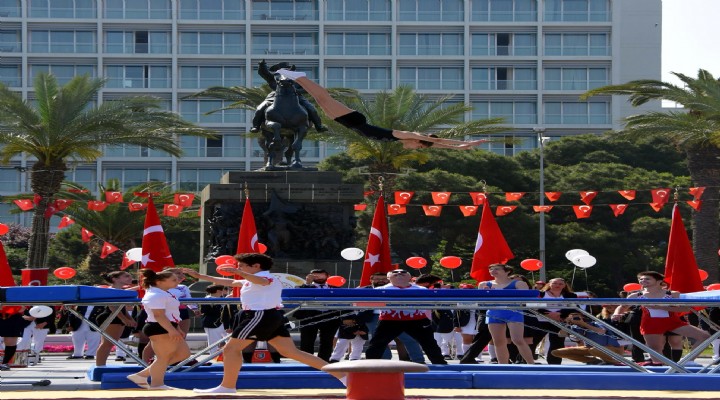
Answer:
[{"xmin": 569, "ymin": 321, "xmax": 621, "ymax": 347}]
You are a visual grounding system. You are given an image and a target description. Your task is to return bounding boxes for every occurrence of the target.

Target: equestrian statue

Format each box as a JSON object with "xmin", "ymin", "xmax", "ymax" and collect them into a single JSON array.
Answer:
[{"xmin": 251, "ymin": 60, "xmax": 327, "ymax": 170}]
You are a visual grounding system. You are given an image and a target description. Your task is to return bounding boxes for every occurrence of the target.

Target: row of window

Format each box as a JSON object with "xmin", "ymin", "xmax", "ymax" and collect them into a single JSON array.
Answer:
[
  {"xmin": 1, "ymin": 0, "xmax": 611, "ymax": 22},
  {"xmin": 0, "ymin": 64, "xmax": 610, "ymax": 91},
  {"xmin": 0, "ymin": 30, "xmax": 611, "ymax": 57}
]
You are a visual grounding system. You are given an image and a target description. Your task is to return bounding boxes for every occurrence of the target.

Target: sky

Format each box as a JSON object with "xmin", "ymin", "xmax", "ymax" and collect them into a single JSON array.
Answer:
[{"xmin": 662, "ymin": 0, "xmax": 720, "ymax": 85}]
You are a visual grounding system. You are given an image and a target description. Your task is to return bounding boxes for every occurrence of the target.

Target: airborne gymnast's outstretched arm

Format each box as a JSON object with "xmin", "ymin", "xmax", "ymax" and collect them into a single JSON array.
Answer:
[{"xmin": 276, "ymin": 69, "xmax": 486, "ymax": 150}]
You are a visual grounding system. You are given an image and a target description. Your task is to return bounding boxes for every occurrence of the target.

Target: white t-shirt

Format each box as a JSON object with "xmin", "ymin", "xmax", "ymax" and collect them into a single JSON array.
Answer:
[
  {"xmin": 240, "ymin": 270, "xmax": 284, "ymax": 311},
  {"xmin": 169, "ymin": 284, "xmax": 196, "ymax": 309},
  {"xmin": 142, "ymin": 286, "xmax": 181, "ymax": 323},
  {"xmin": 376, "ymin": 283, "xmax": 430, "ymax": 321}
]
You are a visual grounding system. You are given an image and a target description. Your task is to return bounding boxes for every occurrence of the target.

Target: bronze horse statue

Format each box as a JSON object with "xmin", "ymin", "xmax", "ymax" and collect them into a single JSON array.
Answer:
[{"xmin": 260, "ymin": 73, "xmax": 309, "ymax": 170}]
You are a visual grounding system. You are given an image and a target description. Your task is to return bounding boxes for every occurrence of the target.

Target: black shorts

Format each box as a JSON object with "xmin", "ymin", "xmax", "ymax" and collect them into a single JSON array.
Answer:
[
  {"xmin": 142, "ymin": 322, "xmax": 178, "ymax": 337},
  {"xmin": 0, "ymin": 313, "xmax": 26, "ymax": 337},
  {"xmin": 232, "ymin": 309, "xmax": 290, "ymax": 341},
  {"xmin": 179, "ymin": 308, "xmax": 191, "ymax": 320}
]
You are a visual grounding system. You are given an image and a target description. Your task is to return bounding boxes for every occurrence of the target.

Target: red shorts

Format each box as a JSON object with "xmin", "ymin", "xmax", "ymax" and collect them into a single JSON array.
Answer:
[{"xmin": 639, "ymin": 308, "xmax": 688, "ymax": 335}]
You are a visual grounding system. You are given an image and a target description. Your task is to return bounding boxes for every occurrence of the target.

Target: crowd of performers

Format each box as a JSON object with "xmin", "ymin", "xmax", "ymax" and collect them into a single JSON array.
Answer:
[{"xmin": 2, "ymin": 256, "xmax": 719, "ymax": 391}]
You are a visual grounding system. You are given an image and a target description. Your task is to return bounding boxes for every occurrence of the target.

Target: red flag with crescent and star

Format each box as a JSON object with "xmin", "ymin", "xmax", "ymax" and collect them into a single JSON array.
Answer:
[
  {"xmin": 141, "ymin": 197, "xmax": 175, "ymax": 272},
  {"xmin": 470, "ymin": 202, "xmax": 514, "ymax": 283},
  {"xmin": 664, "ymin": 204, "xmax": 704, "ymax": 294},
  {"xmin": 237, "ymin": 199, "xmax": 259, "ymax": 254},
  {"xmin": 359, "ymin": 195, "xmax": 392, "ymax": 287}
]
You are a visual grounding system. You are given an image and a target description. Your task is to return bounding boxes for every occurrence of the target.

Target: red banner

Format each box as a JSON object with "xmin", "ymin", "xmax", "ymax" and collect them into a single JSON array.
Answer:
[{"xmin": 21, "ymin": 268, "xmax": 49, "ymax": 286}]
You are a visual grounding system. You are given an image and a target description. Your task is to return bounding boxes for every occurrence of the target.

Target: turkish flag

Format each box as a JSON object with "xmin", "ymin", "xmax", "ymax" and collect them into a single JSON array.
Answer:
[
  {"xmin": 128, "ymin": 202, "xmax": 147, "ymax": 212},
  {"xmin": 649, "ymin": 203, "xmax": 664, "ymax": 212},
  {"xmin": 545, "ymin": 192, "xmax": 562, "ymax": 202},
  {"xmin": 431, "ymin": 192, "xmax": 451, "ymax": 205},
  {"xmin": 496, "ymin": 205, "xmax": 517, "ymax": 217},
  {"xmin": 33, "ymin": 193, "xmax": 42, "ymax": 205},
  {"xmin": 387, "ymin": 204, "xmax": 406, "ymax": 215},
  {"xmin": 664, "ymin": 204, "xmax": 704, "ymax": 293},
  {"xmin": 394, "ymin": 191, "xmax": 414, "ymax": 205},
  {"xmin": 572, "ymin": 205, "xmax": 593, "ymax": 219},
  {"xmin": 81, "ymin": 228, "xmax": 94, "ymax": 243},
  {"xmin": 88, "ymin": 200, "xmax": 108, "ymax": 211},
  {"xmin": 459, "ymin": 205, "xmax": 478, "ymax": 217},
  {"xmin": 533, "ymin": 205, "xmax": 553, "ymax": 213},
  {"xmin": 469, "ymin": 192, "xmax": 487, "ymax": 206},
  {"xmin": 687, "ymin": 200, "xmax": 702, "ymax": 211},
  {"xmin": 609, "ymin": 204, "xmax": 628, "ymax": 217},
  {"xmin": 174, "ymin": 193, "xmax": 195, "ymax": 207},
  {"xmin": 359, "ymin": 196, "xmax": 392, "ymax": 287},
  {"xmin": 651, "ymin": 188, "xmax": 671, "ymax": 205},
  {"xmin": 354, "ymin": 204, "xmax": 367, "ymax": 211},
  {"xmin": 0, "ymin": 241, "xmax": 16, "ymax": 287},
  {"xmin": 470, "ymin": 203, "xmax": 514, "ymax": 283},
  {"xmin": 141, "ymin": 197, "xmax": 175, "ymax": 272},
  {"xmin": 579, "ymin": 191, "xmax": 597, "ymax": 205},
  {"xmin": 618, "ymin": 190, "xmax": 636, "ymax": 201},
  {"xmin": 163, "ymin": 204, "xmax": 183, "ymax": 217},
  {"xmin": 237, "ymin": 199, "xmax": 260, "ymax": 253},
  {"xmin": 13, "ymin": 199, "xmax": 34, "ymax": 211},
  {"xmin": 105, "ymin": 191, "xmax": 123, "ymax": 204},
  {"xmin": 505, "ymin": 192, "xmax": 525, "ymax": 202},
  {"xmin": 422, "ymin": 205, "xmax": 442, "ymax": 217},
  {"xmin": 689, "ymin": 187, "xmax": 705, "ymax": 201},
  {"xmin": 58, "ymin": 216, "xmax": 75, "ymax": 229},
  {"xmin": 44, "ymin": 204, "xmax": 58, "ymax": 218},
  {"xmin": 53, "ymin": 199, "xmax": 72, "ymax": 211},
  {"xmin": 100, "ymin": 241, "xmax": 120, "ymax": 259},
  {"xmin": 120, "ymin": 253, "xmax": 134, "ymax": 270}
]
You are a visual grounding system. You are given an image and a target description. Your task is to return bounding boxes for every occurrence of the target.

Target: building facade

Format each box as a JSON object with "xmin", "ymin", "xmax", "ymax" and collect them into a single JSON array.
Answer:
[{"xmin": 0, "ymin": 0, "xmax": 661, "ymax": 226}]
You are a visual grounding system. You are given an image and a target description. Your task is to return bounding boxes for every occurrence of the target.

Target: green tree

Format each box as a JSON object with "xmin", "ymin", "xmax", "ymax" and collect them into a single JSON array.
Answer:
[
  {"xmin": 582, "ymin": 70, "xmax": 720, "ymax": 281},
  {"xmin": 0, "ymin": 73, "xmax": 214, "ymax": 270}
]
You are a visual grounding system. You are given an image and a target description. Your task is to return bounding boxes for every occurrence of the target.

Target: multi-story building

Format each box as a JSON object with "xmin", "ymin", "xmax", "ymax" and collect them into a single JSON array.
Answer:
[{"xmin": 0, "ymin": 0, "xmax": 661, "ymax": 226}]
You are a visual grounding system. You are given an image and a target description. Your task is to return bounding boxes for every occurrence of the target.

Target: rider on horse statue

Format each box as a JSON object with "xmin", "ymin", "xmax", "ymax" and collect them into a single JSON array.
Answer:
[{"xmin": 250, "ymin": 60, "xmax": 327, "ymax": 134}]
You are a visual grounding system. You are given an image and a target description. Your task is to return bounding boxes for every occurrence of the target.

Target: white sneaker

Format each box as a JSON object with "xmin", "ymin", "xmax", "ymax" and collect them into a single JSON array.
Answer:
[
  {"xmin": 126, "ymin": 373, "xmax": 148, "ymax": 388},
  {"xmin": 147, "ymin": 385, "xmax": 179, "ymax": 390},
  {"xmin": 193, "ymin": 385, "xmax": 236, "ymax": 394}
]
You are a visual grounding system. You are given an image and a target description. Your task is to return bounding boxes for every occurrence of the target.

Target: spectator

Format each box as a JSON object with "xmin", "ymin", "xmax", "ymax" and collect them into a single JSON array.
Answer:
[
  {"xmin": 294, "ymin": 269, "xmax": 342, "ymax": 361},
  {"xmin": 201, "ymin": 285, "xmax": 230, "ymax": 354},
  {"xmin": 531, "ymin": 278, "xmax": 578, "ymax": 364},
  {"xmin": 58, "ymin": 305, "xmax": 103, "ymax": 360},
  {"xmin": 552, "ymin": 312, "xmax": 625, "ymax": 365},
  {"xmin": 365, "ymin": 269, "xmax": 447, "ymax": 365},
  {"xmin": 329, "ymin": 313, "xmax": 369, "ymax": 362}
]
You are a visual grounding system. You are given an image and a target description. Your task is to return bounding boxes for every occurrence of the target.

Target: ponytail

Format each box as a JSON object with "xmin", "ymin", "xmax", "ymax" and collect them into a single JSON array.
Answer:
[{"xmin": 140, "ymin": 269, "xmax": 175, "ymax": 288}]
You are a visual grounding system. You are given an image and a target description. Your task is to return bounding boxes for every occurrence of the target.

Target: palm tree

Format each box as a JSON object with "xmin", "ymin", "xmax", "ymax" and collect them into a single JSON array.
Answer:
[
  {"xmin": 0, "ymin": 73, "xmax": 215, "ymax": 270},
  {"xmin": 581, "ymin": 69, "xmax": 720, "ymax": 281}
]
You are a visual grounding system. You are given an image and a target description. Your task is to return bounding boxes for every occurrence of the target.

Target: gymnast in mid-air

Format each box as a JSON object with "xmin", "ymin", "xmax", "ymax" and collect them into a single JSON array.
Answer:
[{"xmin": 276, "ymin": 69, "xmax": 487, "ymax": 150}]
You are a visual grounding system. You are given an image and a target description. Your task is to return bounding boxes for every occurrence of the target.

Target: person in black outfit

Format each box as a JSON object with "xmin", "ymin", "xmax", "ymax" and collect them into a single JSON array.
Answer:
[
  {"xmin": 530, "ymin": 278, "xmax": 578, "ymax": 364},
  {"xmin": 294, "ymin": 269, "xmax": 341, "ymax": 362}
]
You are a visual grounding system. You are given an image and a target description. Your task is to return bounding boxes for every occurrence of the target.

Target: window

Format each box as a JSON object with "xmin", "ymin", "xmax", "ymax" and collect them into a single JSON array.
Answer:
[
  {"xmin": 544, "ymin": 101, "xmax": 610, "ymax": 124},
  {"xmin": 180, "ymin": 66, "xmax": 244, "ymax": 89},
  {"xmin": 105, "ymin": 65, "xmax": 170, "ymax": 89},
  {"xmin": 399, "ymin": 33, "xmax": 463, "ymax": 56},
  {"xmin": 325, "ymin": 0, "xmax": 391, "ymax": 21},
  {"xmin": 29, "ymin": 0, "xmax": 96, "ymax": 18},
  {"xmin": 473, "ymin": 101, "xmax": 536, "ymax": 124},
  {"xmin": 180, "ymin": 100, "xmax": 244, "ymax": 123},
  {"xmin": 544, "ymin": 67, "xmax": 608, "ymax": 90},
  {"xmin": 31, "ymin": 65, "xmax": 96, "ymax": 84},
  {"xmin": 399, "ymin": 67, "xmax": 464, "ymax": 90},
  {"xmin": 179, "ymin": 0, "xmax": 243, "ymax": 20},
  {"xmin": 398, "ymin": 0, "xmax": 463, "ymax": 21},
  {"xmin": 103, "ymin": 144, "xmax": 169, "ymax": 157},
  {"xmin": 472, "ymin": 67, "xmax": 536, "ymax": 90},
  {"xmin": 252, "ymin": 32, "xmax": 317, "ymax": 55},
  {"xmin": 472, "ymin": 0, "xmax": 537, "ymax": 22},
  {"xmin": 0, "ymin": 65, "xmax": 21, "ymax": 87},
  {"xmin": 252, "ymin": 0, "xmax": 318, "ymax": 20},
  {"xmin": 544, "ymin": 33, "xmax": 609, "ymax": 56},
  {"xmin": 65, "ymin": 168, "xmax": 96, "ymax": 192},
  {"xmin": 0, "ymin": 0, "xmax": 21, "ymax": 17},
  {"xmin": 180, "ymin": 135, "xmax": 243, "ymax": 158},
  {"xmin": 472, "ymin": 33, "xmax": 536, "ymax": 56},
  {"xmin": 106, "ymin": 31, "xmax": 170, "ymax": 54},
  {"xmin": 105, "ymin": 0, "xmax": 171, "ymax": 19},
  {"xmin": 178, "ymin": 169, "xmax": 225, "ymax": 191},
  {"xmin": 104, "ymin": 168, "xmax": 170, "ymax": 190},
  {"xmin": 0, "ymin": 203, "xmax": 22, "ymax": 225},
  {"xmin": 180, "ymin": 32, "xmax": 244, "ymax": 55},
  {"xmin": 545, "ymin": 0, "xmax": 610, "ymax": 22},
  {"xmin": 326, "ymin": 32, "xmax": 391, "ymax": 56},
  {"xmin": 0, "ymin": 168, "xmax": 22, "ymax": 192},
  {"xmin": 30, "ymin": 30, "xmax": 96, "ymax": 53},
  {"xmin": 0, "ymin": 30, "xmax": 20, "ymax": 52},
  {"xmin": 326, "ymin": 66, "xmax": 391, "ymax": 90}
]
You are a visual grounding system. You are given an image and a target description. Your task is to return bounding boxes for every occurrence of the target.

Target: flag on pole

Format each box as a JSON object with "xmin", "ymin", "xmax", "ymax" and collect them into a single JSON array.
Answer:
[
  {"xmin": 100, "ymin": 241, "xmax": 120, "ymax": 259},
  {"xmin": 237, "ymin": 199, "xmax": 259, "ymax": 253},
  {"xmin": 0, "ymin": 241, "xmax": 16, "ymax": 287},
  {"xmin": 470, "ymin": 203, "xmax": 514, "ymax": 283},
  {"xmin": 664, "ymin": 204, "xmax": 704, "ymax": 293},
  {"xmin": 359, "ymin": 195, "xmax": 392, "ymax": 287},
  {"xmin": 141, "ymin": 197, "xmax": 175, "ymax": 272}
]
